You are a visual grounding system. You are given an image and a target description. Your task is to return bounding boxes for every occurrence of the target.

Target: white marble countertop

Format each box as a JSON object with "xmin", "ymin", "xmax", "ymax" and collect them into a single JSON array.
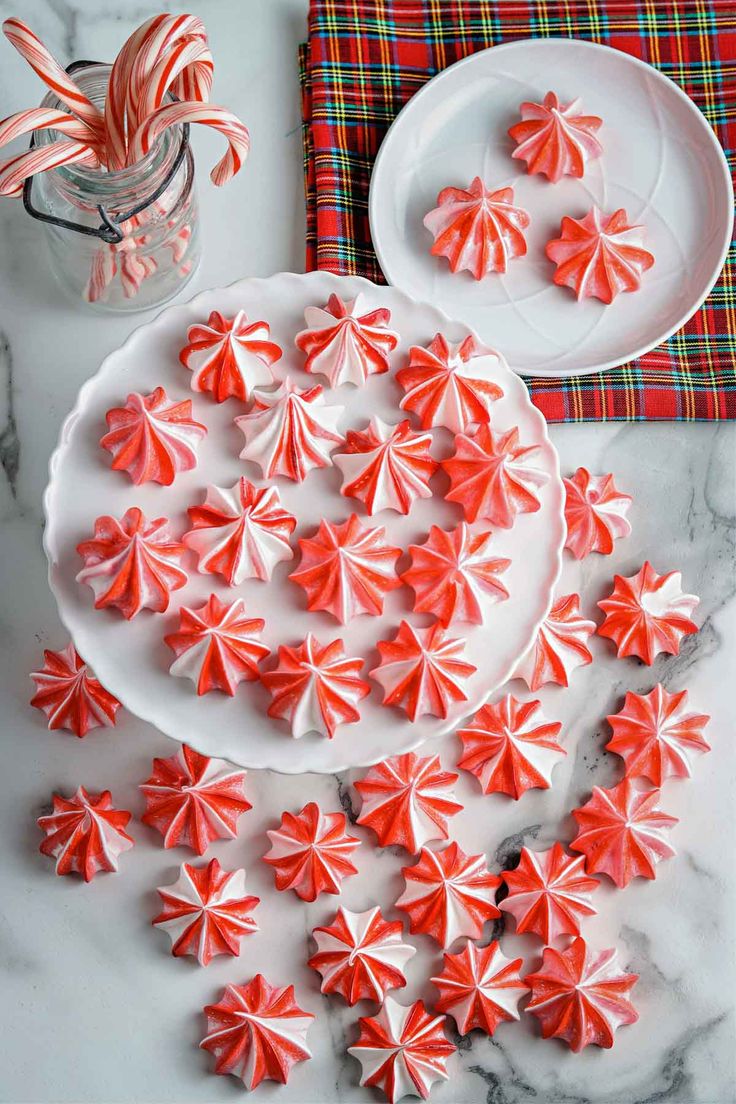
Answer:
[{"xmin": 0, "ymin": 3, "xmax": 734, "ymax": 1102}]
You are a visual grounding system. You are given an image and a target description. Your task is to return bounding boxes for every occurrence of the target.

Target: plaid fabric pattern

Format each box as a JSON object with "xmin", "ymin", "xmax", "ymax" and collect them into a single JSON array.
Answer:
[{"xmin": 300, "ymin": 0, "xmax": 736, "ymax": 421}]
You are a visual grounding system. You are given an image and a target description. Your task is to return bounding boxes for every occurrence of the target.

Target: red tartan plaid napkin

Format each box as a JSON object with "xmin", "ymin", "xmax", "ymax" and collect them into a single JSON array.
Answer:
[{"xmin": 300, "ymin": 0, "xmax": 736, "ymax": 422}]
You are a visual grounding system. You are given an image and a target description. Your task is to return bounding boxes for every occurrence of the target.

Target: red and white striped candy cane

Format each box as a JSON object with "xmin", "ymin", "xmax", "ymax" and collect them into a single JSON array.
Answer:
[
  {"xmin": 127, "ymin": 15, "xmax": 207, "ymax": 124},
  {"xmin": 136, "ymin": 38, "xmax": 213, "ymax": 128},
  {"xmin": 128, "ymin": 101, "xmax": 249, "ymax": 185},
  {"xmin": 0, "ymin": 139, "xmax": 98, "ymax": 197},
  {"xmin": 0, "ymin": 108, "xmax": 102, "ymax": 157},
  {"xmin": 2, "ymin": 19, "xmax": 105, "ymax": 142},
  {"xmin": 104, "ymin": 13, "xmax": 207, "ymax": 166}
]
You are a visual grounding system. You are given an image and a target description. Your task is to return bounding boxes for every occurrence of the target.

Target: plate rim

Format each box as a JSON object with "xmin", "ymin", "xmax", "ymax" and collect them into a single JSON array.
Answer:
[
  {"xmin": 42, "ymin": 269, "xmax": 564, "ymax": 774},
  {"xmin": 369, "ymin": 36, "xmax": 734, "ymax": 379}
]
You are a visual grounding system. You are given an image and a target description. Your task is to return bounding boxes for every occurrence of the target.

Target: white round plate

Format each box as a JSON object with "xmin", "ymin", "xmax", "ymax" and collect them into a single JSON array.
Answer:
[
  {"xmin": 43, "ymin": 272, "xmax": 564, "ymax": 774},
  {"xmin": 369, "ymin": 38, "xmax": 733, "ymax": 378}
]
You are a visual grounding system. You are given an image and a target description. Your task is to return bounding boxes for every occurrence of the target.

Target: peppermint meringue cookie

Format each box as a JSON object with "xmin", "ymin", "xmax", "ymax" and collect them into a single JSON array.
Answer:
[
  {"xmin": 457, "ymin": 695, "xmax": 565, "ymax": 799},
  {"xmin": 546, "ymin": 207, "xmax": 654, "ymax": 303},
  {"xmin": 263, "ymin": 802, "xmax": 360, "ymax": 901},
  {"xmin": 370, "ymin": 620, "xmax": 476, "ymax": 721},
  {"xmin": 164, "ymin": 594, "xmax": 269, "ymax": 695},
  {"xmin": 201, "ymin": 975, "xmax": 314, "ymax": 1089},
  {"xmin": 334, "ymin": 416, "xmax": 438, "ymax": 516},
  {"xmin": 597, "ymin": 561, "xmax": 699, "ymax": 664},
  {"xmin": 235, "ymin": 377, "xmax": 344, "ymax": 482},
  {"xmin": 396, "ymin": 842, "xmax": 500, "ymax": 948},
  {"xmin": 289, "ymin": 514, "xmax": 401, "ymax": 623},
  {"xmin": 261, "ymin": 634, "xmax": 370, "ymax": 739},
  {"xmin": 605, "ymin": 684, "xmax": 711, "ymax": 786},
  {"xmin": 184, "ymin": 477, "xmax": 296, "ymax": 585},
  {"xmin": 179, "ymin": 310, "xmax": 282, "ymax": 403},
  {"xmin": 431, "ymin": 940, "xmax": 528, "ymax": 1036},
  {"xmin": 442, "ymin": 424, "xmax": 549, "ymax": 528},
  {"xmin": 308, "ymin": 906, "xmax": 415, "ymax": 1004},
  {"xmin": 571, "ymin": 777, "xmax": 677, "ymax": 887},
  {"xmin": 153, "ymin": 858, "xmax": 259, "ymax": 965},
  {"xmin": 295, "ymin": 293, "xmax": 399, "ymax": 387},
  {"xmin": 424, "ymin": 180, "xmax": 530, "ymax": 279},
  {"xmin": 30, "ymin": 641, "xmax": 120, "ymax": 738},
  {"xmin": 513, "ymin": 593, "xmax": 596, "ymax": 690},
  {"xmin": 76, "ymin": 507, "xmax": 188, "ymax": 619},
  {"xmin": 348, "ymin": 997, "xmax": 455, "ymax": 1104},
  {"xmin": 100, "ymin": 387, "xmax": 207, "ymax": 485},
  {"xmin": 397, "ymin": 333, "xmax": 504, "ymax": 433},
  {"xmin": 563, "ymin": 467, "xmax": 632, "ymax": 559},
  {"xmin": 401, "ymin": 522, "xmax": 510, "ymax": 626},
  {"xmin": 37, "ymin": 786, "xmax": 133, "ymax": 881},
  {"xmin": 354, "ymin": 752, "xmax": 462, "ymax": 853},
  {"xmin": 140, "ymin": 743, "xmax": 251, "ymax": 854},
  {"xmin": 524, "ymin": 938, "xmax": 639, "ymax": 1052},
  {"xmin": 499, "ymin": 843, "xmax": 599, "ymax": 942},
  {"xmin": 509, "ymin": 91, "xmax": 603, "ymax": 182}
]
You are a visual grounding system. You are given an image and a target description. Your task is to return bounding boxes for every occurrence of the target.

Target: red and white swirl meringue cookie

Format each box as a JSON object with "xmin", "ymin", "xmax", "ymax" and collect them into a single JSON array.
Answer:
[
  {"xmin": 570, "ymin": 777, "xmax": 677, "ymax": 888},
  {"xmin": 184, "ymin": 477, "xmax": 296, "ymax": 585},
  {"xmin": 524, "ymin": 938, "xmax": 639, "ymax": 1052},
  {"xmin": 457, "ymin": 695, "xmax": 565, "ymax": 799},
  {"xmin": 308, "ymin": 906, "xmax": 416, "ymax": 1004},
  {"xmin": 424, "ymin": 180, "xmax": 530, "ymax": 280},
  {"xmin": 200, "ymin": 975, "xmax": 314, "ymax": 1089},
  {"xmin": 348, "ymin": 997, "xmax": 455, "ymax": 1104},
  {"xmin": 605, "ymin": 684, "xmax": 711, "ymax": 786},
  {"xmin": 597, "ymin": 562, "xmax": 699, "ymax": 664},
  {"xmin": 370, "ymin": 620, "xmax": 476, "ymax": 721},
  {"xmin": 334, "ymin": 416, "xmax": 438, "ymax": 516},
  {"xmin": 37, "ymin": 786, "xmax": 133, "ymax": 881},
  {"xmin": 153, "ymin": 858, "xmax": 259, "ymax": 966},
  {"xmin": 295, "ymin": 292, "xmax": 399, "ymax": 387},
  {"xmin": 401, "ymin": 522, "xmax": 510, "ymax": 626},
  {"xmin": 261, "ymin": 634, "xmax": 370, "ymax": 739},
  {"xmin": 30, "ymin": 641, "xmax": 120, "ymax": 738},
  {"xmin": 563, "ymin": 467, "xmax": 632, "ymax": 559},
  {"xmin": 499, "ymin": 843, "xmax": 599, "ymax": 942},
  {"xmin": 513, "ymin": 593, "xmax": 596, "ymax": 690},
  {"xmin": 235, "ymin": 377, "xmax": 344, "ymax": 482},
  {"xmin": 546, "ymin": 207, "xmax": 654, "ymax": 303},
  {"xmin": 140, "ymin": 743, "xmax": 251, "ymax": 855},
  {"xmin": 76, "ymin": 507, "xmax": 188, "ymax": 619},
  {"xmin": 263, "ymin": 801, "xmax": 360, "ymax": 901},
  {"xmin": 100, "ymin": 387, "xmax": 207, "ymax": 485},
  {"xmin": 179, "ymin": 309, "xmax": 282, "ymax": 403},
  {"xmin": 442, "ymin": 424, "xmax": 548, "ymax": 528},
  {"xmin": 508, "ymin": 92, "xmax": 603, "ymax": 183},
  {"xmin": 431, "ymin": 940, "xmax": 528, "ymax": 1036},
  {"xmin": 354, "ymin": 752, "xmax": 462, "ymax": 853},
  {"xmin": 289, "ymin": 514, "xmax": 401, "ymax": 624},
  {"xmin": 164, "ymin": 594, "xmax": 268, "ymax": 695},
  {"xmin": 395, "ymin": 842, "xmax": 500, "ymax": 948},
  {"xmin": 397, "ymin": 333, "xmax": 504, "ymax": 433}
]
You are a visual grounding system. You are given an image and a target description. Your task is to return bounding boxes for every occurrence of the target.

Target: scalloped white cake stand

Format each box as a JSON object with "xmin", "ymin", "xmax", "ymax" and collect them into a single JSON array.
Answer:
[
  {"xmin": 370, "ymin": 39, "xmax": 733, "ymax": 378},
  {"xmin": 43, "ymin": 271, "xmax": 564, "ymax": 773}
]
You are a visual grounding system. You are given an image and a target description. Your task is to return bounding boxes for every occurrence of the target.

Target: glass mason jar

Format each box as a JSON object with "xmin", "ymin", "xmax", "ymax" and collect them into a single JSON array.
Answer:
[{"xmin": 32, "ymin": 63, "xmax": 200, "ymax": 311}]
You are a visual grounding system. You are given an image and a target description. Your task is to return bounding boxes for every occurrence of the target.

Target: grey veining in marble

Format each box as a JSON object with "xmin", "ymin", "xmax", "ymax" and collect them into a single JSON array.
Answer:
[{"xmin": 0, "ymin": 2, "xmax": 734, "ymax": 1103}]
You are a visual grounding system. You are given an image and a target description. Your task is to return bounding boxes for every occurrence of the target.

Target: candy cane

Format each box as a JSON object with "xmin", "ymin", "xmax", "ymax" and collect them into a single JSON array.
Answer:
[
  {"xmin": 171, "ymin": 43, "xmax": 215, "ymax": 105},
  {"xmin": 0, "ymin": 139, "xmax": 98, "ymax": 197},
  {"xmin": 104, "ymin": 13, "xmax": 207, "ymax": 165},
  {"xmin": 127, "ymin": 15, "xmax": 207, "ymax": 124},
  {"xmin": 0, "ymin": 108, "xmax": 102, "ymax": 157},
  {"xmin": 2, "ymin": 19, "xmax": 104, "ymax": 141},
  {"xmin": 128, "ymin": 101, "xmax": 249, "ymax": 185},
  {"xmin": 136, "ymin": 38, "xmax": 213, "ymax": 127}
]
